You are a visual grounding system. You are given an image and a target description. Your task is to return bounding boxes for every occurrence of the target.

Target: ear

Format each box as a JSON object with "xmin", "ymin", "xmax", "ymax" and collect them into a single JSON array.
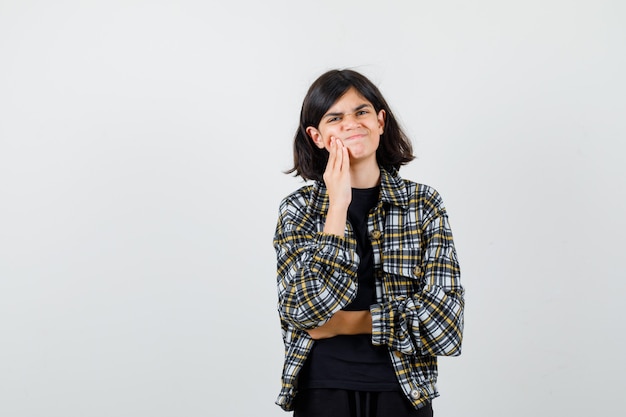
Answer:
[
  {"xmin": 377, "ymin": 109, "xmax": 386, "ymax": 134},
  {"xmin": 306, "ymin": 126, "xmax": 325, "ymax": 149}
]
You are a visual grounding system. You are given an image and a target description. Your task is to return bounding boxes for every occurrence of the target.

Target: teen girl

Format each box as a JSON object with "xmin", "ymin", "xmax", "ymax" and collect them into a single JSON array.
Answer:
[{"xmin": 274, "ymin": 69, "xmax": 464, "ymax": 417}]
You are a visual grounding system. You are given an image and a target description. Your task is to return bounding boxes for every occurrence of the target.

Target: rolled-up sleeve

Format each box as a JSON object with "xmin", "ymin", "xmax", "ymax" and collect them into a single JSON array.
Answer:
[
  {"xmin": 274, "ymin": 195, "xmax": 359, "ymax": 330},
  {"xmin": 371, "ymin": 195, "xmax": 464, "ymax": 357}
]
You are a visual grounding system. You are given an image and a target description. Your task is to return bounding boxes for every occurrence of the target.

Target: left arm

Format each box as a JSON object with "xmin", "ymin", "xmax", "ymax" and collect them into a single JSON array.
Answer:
[
  {"xmin": 371, "ymin": 195, "xmax": 464, "ymax": 357},
  {"xmin": 306, "ymin": 310, "xmax": 372, "ymax": 340}
]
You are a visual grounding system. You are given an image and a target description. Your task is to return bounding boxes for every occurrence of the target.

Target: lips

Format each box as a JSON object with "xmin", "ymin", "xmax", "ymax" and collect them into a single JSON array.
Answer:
[{"xmin": 343, "ymin": 133, "xmax": 366, "ymax": 141}]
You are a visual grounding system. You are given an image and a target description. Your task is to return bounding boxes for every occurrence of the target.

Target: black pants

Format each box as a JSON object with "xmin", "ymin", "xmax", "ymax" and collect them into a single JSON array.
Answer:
[{"xmin": 293, "ymin": 389, "xmax": 433, "ymax": 417}]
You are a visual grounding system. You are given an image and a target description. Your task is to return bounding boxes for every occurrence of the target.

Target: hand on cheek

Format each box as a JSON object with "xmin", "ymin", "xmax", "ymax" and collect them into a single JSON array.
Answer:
[
  {"xmin": 319, "ymin": 137, "xmax": 352, "ymax": 236},
  {"xmin": 323, "ymin": 137, "xmax": 351, "ymax": 208}
]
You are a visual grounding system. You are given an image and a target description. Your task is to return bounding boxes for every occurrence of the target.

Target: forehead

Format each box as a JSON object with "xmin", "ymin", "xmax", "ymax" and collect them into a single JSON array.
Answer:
[{"xmin": 326, "ymin": 87, "xmax": 373, "ymax": 112}]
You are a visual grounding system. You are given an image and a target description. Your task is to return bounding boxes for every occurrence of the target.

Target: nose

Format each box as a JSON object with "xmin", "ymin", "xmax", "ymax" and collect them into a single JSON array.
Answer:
[{"xmin": 342, "ymin": 112, "xmax": 361, "ymax": 129}]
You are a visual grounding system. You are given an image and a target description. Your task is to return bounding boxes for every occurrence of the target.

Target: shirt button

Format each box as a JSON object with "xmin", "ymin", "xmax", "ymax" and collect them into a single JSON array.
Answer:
[
  {"xmin": 370, "ymin": 230, "xmax": 382, "ymax": 240},
  {"xmin": 413, "ymin": 265, "xmax": 422, "ymax": 276},
  {"xmin": 410, "ymin": 389, "xmax": 421, "ymax": 400}
]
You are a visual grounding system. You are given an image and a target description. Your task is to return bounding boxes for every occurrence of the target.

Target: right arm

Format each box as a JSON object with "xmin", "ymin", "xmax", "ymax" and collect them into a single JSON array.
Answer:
[
  {"xmin": 275, "ymin": 138, "xmax": 358, "ymax": 330},
  {"xmin": 274, "ymin": 199, "xmax": 358, "ymax": 330},
  {"xmin": 320, "ymin": 137, "xmax": 351, "ymax": 236}
]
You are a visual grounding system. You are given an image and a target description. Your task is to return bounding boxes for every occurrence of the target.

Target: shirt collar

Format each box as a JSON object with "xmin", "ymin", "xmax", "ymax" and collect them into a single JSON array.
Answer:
[{"xmin": 309, "ymin": 167, "xmax": 409, "ymax": 216}]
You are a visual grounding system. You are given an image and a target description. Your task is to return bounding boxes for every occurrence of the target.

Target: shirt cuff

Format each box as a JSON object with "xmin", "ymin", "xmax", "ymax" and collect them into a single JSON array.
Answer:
[{"xmin": 370, "ymin": 302, "xmax": 390, "ymax": 347}]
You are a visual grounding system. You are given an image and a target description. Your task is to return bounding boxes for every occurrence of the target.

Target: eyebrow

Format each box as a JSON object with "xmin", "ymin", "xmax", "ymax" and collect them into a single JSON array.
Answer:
[{"xmin": 323, "ymin": 103, "xmax": 373, "ymax": 118}]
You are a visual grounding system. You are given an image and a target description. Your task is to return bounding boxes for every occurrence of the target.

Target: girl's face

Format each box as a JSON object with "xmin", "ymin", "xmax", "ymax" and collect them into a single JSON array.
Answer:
[{"xmin": 307, "ymin": 87, "xmax": 385, "ymax": 166}]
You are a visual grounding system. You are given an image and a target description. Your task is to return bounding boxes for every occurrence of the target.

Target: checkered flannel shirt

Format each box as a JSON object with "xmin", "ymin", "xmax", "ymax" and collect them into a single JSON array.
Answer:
[{"xmin": 273, "ymin": 168, "xmax": 464, "ymax": 411}]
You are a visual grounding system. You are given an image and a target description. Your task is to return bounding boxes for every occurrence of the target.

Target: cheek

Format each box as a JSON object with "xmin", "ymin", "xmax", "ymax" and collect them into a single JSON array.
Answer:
[{"xmin": 319, "ymin": 130, "xmax": 335, "ymax": 148}]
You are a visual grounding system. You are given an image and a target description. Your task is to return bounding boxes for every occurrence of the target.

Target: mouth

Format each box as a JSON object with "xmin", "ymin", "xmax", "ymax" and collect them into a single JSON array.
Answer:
[{"xmin": 343, "ymin": 134, "xmax": 365, "ymax": 141}]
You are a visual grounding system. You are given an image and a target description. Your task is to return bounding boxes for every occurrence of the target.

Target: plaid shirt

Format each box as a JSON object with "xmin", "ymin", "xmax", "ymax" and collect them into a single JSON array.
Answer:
[{"xmin": 273, "ymin": 168, "xmax": 464, "ymax": 411}]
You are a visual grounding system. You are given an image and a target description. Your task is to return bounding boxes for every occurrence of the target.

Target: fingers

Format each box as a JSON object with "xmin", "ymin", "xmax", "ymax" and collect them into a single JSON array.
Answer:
[
  {"xmin": 339, "ymin": 139, "xmax": 349, "ymax": 171},
  {"xmin": 333, "ymin": 137, "xmax": 343, "ymax": 171},
  {"xmin": 323, "ymin": 136, "xmax": 352, "ymax": 209},
  {"xmin": 327, "ymin": 136, "xmax": 337, "ymax": 170},
  {"xmin": 328, "ymin": 137, "xmax": 348, "ymax": 172}
]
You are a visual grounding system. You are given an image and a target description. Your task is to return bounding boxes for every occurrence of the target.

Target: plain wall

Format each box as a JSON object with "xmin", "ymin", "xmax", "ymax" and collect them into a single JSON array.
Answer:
[{"xmin": 1, "ymin": 1, "xmax": 625, "ymax": 416}]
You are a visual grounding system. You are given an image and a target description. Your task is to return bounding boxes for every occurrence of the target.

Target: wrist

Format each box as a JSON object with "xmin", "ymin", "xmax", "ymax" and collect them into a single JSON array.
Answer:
[{"xmin": 323, "ymin": 205, "xmax": 348, "ymax": 236}]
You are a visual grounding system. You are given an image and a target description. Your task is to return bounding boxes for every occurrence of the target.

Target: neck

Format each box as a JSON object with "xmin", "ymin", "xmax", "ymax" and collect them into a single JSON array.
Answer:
[{"xmin": 350, "ymin": 159, "xmax": 380, "ymax": 188}]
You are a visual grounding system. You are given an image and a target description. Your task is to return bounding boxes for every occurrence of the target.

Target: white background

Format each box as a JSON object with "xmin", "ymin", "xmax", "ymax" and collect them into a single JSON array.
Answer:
[{"xmin": 1, "ymin": 1, "xmax": 625, "ymax": 416}]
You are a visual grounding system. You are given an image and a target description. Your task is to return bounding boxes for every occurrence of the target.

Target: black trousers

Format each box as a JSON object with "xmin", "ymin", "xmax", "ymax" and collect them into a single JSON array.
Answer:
[{"xmin": 293, "ymin": 389, "xmax": 433, "ymax": 417}]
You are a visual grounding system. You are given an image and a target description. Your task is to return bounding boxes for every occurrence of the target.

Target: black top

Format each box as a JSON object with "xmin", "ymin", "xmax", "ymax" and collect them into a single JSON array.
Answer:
[{"xmin": 298, "ymin": 186, "xmax": 399, "ymax": 392}]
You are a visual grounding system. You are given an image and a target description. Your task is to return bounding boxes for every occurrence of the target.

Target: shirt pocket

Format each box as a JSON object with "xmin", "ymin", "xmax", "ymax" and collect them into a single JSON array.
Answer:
[{"xmin": 381, "ymin": 248, "xmax": 425, "ymax": 298}]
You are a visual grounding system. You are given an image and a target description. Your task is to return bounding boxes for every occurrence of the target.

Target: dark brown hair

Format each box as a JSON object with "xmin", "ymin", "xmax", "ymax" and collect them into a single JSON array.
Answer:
[{"xmin": 286, "ymin": 69, "xmax": 414, "ymax": 181}]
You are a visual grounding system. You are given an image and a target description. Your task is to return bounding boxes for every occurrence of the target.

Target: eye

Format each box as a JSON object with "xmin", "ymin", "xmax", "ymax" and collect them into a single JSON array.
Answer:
[
  {"xmin": 356, "ymin": 109, "xmax": 370, "ymax": 117},
  {"xmin": 326, "ymin": 116, "xmax": 341, "ymax": 123}
]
